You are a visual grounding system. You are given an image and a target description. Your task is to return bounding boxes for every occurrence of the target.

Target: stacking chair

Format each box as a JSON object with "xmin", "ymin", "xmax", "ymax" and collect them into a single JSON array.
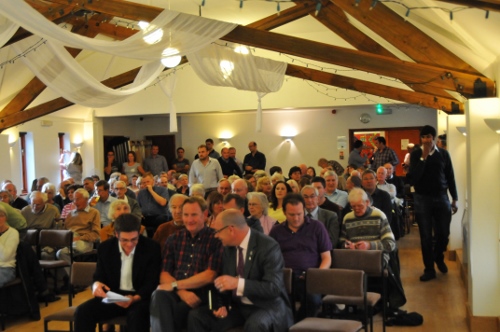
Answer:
[
  {"xmin": 289, "ymin": 268, "xmax": 364, "ymax": 332},
  {"xmin": 0, "ymin": 243, "xmax": 39, "ymax": 331},
  {"xmin": 330, "ymin": 249, "xmax": 387, "ymax": 332},
  {"xmin": 38, "ymin": 230, "xmax": 73, "ymax": 293},
  {"xmin": 282, "ymin": 267, "xmax": 295, "ymax": 319},
  {"xmin": 44, "ymin": 262, "xmax": 96, "ymax": 332}
]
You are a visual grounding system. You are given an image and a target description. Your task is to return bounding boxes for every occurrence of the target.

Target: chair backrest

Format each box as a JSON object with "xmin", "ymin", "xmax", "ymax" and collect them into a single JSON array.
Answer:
[
  {"xmin": 71, "ymin": 262, "xmax": 97, "ymax": 288},
  {"xmin": 331, "ymin": 249, "xmax": 384, "ymax": 277},
  {"xmin": 282, "ymin": 268, "xmax": 293, "ymax": 295},
  {"xmin": 39, "ymin": 229, "xmax": 73, "ymax": 248},
  {"xmin": 306, "ymin": 268, "xmax": 365, "ymax": 299},
  {"xmin": 23, "ymin": 229, "xmax": 39, "ymax": 246}
]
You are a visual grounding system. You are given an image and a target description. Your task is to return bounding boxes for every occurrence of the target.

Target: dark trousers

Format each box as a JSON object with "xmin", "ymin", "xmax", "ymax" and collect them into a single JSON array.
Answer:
[
  {"xmin": 150, "ymin": 289, "xmax": 193, "ymax": 332},
  {"xmin": 188, "ymin": 303, "xmax": 277, "ymax": 332},
  {"xmin": 413, "ymin": 193, "xmax": 452, "ymax": 274},
  {"xmin": 74, "ymin": 296, "xmax": 150, "ymax": 332},
  {"xmin": 294, "ymin": 275, "xmax": 321, "ymax": 320}
]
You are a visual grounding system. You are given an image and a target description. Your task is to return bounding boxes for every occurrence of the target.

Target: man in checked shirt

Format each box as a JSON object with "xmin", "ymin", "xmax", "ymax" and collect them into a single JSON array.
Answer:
[{"xmin": 150, "ymin": 196, "xmax": 223, "ymax": 331}]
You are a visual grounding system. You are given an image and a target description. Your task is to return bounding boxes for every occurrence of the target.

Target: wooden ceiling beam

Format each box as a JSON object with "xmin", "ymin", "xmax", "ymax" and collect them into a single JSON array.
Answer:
[
  {"xmin": 286, "ymin": 64, "xmax": 463, "ymax": 112},
  {"xmin": 330, "ymin": 0, "xmax": 481, "ymax": 74},
  {"xmin": 0, "ymin": 19, "xmax": 100, "ymax": 119},
  {"xmin": 222, "ymin": 26, "xmax": 494, "ymax": 97},
  {"xmin": 432, "ymin": 0, "xmax": 500, "ymax": 12},
  {"xmin": 246, "ymin": 1, "xmax": 317, "ymax": 30}
]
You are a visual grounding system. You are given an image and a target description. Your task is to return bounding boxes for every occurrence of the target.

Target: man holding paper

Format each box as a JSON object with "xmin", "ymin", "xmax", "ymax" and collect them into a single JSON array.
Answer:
[{"xmin": 74, "ymin": 214, "xmax": 161, "ymax": 332}]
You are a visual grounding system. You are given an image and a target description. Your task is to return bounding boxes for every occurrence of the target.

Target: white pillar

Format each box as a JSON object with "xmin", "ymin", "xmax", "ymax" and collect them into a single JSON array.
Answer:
[{"xmin": 465, "ymin": 98, "xmax": 500, "ymax": 317}]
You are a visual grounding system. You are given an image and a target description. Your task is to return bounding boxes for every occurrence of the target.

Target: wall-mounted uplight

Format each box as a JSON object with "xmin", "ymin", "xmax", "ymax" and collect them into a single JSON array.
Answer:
[
  {"xmin": 280, "ymin": 127, "xmax": 297, "ymax": 142},
  {"xmin": 218, "ymin": 131, "xmax": 233, "ymax": 145},
  {"xmin": 456, "ymin": 126, "xmax": 467, "ymax": 136},
  {"xmin": 484, "ymin": 118, "xmax": 500, "ymax": 134}
]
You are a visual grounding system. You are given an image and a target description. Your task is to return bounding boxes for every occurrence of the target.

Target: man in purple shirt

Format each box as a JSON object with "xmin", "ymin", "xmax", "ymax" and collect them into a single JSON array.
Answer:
[{"xmin": 269, "ymin": 193, "xmax": 332, "ymax": 320}]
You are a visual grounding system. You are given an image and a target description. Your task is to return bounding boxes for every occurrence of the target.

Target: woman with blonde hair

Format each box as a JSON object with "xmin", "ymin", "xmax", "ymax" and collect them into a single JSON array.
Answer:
[
  {"xmin": 100, "ymin": 200, "xmax": 146, "ymax": 241},
  {"xmin": 256, "ymin": 176, "xmax": 273, "ymax": 200},
  {"xmin": 247, "ymin": 192, "xmax": 277, "ymax": 235},
  {"xmin": 286, "ymin": 179, "xmax": 300, "ymax": 193},
  {"xmin": 59, "ymin": 151, "xmax": 83, "ymax": 184}
]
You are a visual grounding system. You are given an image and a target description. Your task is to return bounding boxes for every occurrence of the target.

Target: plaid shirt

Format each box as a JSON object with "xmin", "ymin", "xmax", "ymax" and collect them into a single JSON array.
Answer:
[
  {"xmin": 372, "ymin": 147, "xmax": 399, "ymax": 170},
  {"xmin": 162, "ymin": 226, "xmax": 223, "ymax": 281}
]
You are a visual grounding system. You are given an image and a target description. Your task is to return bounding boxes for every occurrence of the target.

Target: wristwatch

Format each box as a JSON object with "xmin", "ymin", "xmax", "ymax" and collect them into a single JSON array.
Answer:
[{"xmin": 171, "ymin": 281, "xmax": 178, "ymax": 291}]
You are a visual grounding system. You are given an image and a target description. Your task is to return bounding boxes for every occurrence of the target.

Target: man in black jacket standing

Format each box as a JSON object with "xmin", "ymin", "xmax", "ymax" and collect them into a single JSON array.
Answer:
[{"xmin": 409, "ymin": 125, "xmax": 458, "ymax": 282}]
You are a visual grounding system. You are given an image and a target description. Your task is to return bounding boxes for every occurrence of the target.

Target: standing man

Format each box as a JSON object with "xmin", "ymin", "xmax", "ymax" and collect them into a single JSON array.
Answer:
[
  {"xmin": 409, "ymin": 125, "xmax": 458, "ymax": 282},
  {"xmin": 150, "ymin": 196, "xmax": 223, "ymax": 332},
  {"xmin": 229, "ymin": 147, "xmax": 244, "ymax": 173},
  {"xmin": 172, "ymin": 147, "xmax": 190, "ymax": 174},
  {"xmin": 189, "ymin": 145, "xmax": 224, "ymax": 193},
  {"xmin": 89, "ymin": 180, "xmax": 117, "ymax": 227},
  {"xmin": 371, "ymin": 137, "xmax": 399, "ymax": 170},
  {"xmin": 269, "ymin": 194, "xmax": 332, "ymax": 320},
  {"xmin": 144, "ymin": 145, "xmax": 169, "ymax": 176},
  {"xmin": 243, "ymin": 142, "xmax": 266, "ymax": 175},
  {"xmin": 218, "ymin": 147, "xmax": 243, "ymax": 178},
  {"xmin": 348, "ymin": 140, "xmax": 367, "ymax": 169},
  {"xmin": 74, "ymin": 214, "xmax": 161, "ymax": 332},
  {"xmin": 188, "ymin": 209, "xmax": 293, "ymax": 332},
  {"xmin": 301, "ymin": 185, "xmax": 339, "ymax": 248},
  {"xmin": 137, "ymin": 172, "xmax": 169, "ymax": 238}
]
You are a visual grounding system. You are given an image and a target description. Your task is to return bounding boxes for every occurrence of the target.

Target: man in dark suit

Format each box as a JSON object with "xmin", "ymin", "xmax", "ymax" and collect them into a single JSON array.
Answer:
[
  {"xmin": 301, "ymin": 185, "xmax": 340, "ymax": 248},
  {"xmin": 188, "ymin": 209, "xmax": 293, "ymax": 332},
  {"xmin": 74, "ymin": 214, "xmax": 161, "ymax": 332}
]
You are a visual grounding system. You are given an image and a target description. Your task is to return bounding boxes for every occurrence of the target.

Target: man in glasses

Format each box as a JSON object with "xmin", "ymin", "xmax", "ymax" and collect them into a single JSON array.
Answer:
[
  {"xmin": 74, "ymin": 213, "xmax": 161, "ymax": 332},
  {"xmin": 188, "ymin": 209, "xmax": 293, "ymax": 332}
]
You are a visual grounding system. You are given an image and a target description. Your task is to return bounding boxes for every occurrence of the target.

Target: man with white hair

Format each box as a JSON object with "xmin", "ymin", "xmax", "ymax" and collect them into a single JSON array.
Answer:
[
  {"xmin": 21, "ymin": 191, "xmax": 60, "ymax": 229},
  {"xmin": 113, "ymin": 180, "xmax": 142, "ymax": 219},
  {"xmin": 231, "ymin": 179, "xmax": 251, "ymax": 217},
  {"xmin": 2, "ymin": 182, "xmax": 28, "ymax": 210},
  {"xmin": 323, "ymin": 170, "xmax": 348, "ymax": 208},
  {"xmin": 340, "ymin": 188, "xmax": 396, "ymax": 262}
]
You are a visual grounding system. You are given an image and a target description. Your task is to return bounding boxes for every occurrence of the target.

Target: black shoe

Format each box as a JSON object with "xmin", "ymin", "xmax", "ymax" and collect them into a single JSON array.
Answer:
[
  {"xmin": 419, "ymin": 272, "xmax": 436, "ymax": 282},
  {"xmin": 435, "ymin": 260, "xmax": 448, "ymax": 273}
]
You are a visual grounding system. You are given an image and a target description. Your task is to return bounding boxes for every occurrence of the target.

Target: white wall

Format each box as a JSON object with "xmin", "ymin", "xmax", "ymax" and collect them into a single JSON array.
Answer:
[
  {"xmin": 447, "ymin": 115, "xmax": 466, "ymax": 251},
  {"xmin": 180, "ymin": 106, "xmax": 437, "ymax": 175},
  {"xmin": 465, "ymin": 98, "xmax": 500, "ymax": 316}
]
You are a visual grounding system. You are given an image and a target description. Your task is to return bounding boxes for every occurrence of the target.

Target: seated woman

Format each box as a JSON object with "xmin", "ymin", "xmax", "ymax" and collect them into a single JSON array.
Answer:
[
  {"xmin": 0, "ymin": 204, "xmax": 19, "ymax": 287},
  {"xmin": 307, "ymin": 166, "xmax": 316, "ymax": 178},
  {"xmin": 247, "ymin": 192, "xmax": 277, "ymax": 235},
  {"xmin": 101, "ymin": 200, "xmax": 146, "ymax": 242},
  {"xmin": 60, "ymin": 184, "xmax": 82, "ymax": 219},
  {"xmin": 286, "ymin": 179, "xmax": 300, "ymax": 193},
  {"xmin": 206, "ymin": 191, "xmax": 224, "ymax": 228},
  {"xmin": 268, "ymin": 181, "xmax": 292, "ymax": 224}
]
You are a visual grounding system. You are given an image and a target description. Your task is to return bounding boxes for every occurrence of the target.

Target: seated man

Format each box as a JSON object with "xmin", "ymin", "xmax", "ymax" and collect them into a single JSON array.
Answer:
[
  {"xmin": 137, "ymin": 172, "xmax": 169, "ymax": 238},
  {"xmin": 150, "ymin": 196, "xmax": 223, "ymax": 332},
  {"xmin": 57, "ymin": 188, "xmax": 100, "ymax": 273},
  {"xmin": 89, "ymin": 180, "xmax": 117, "ymax": 228},
  {"xmin": 74, "ymin": 214, "xmax": 161, "ymax": 332},
  {"xmin": 2, "ymin": 182, "xmax": 28, "ymax": 210},
  {"xmin": 188, "ymin": 209, "xmax": 294, "ymax": 332},
  {"xmin": 269, "ymin": 193, "xmax": 332, "ymax": 320},
  {"xmin": 113, "ymin": 181, "xmax": 142, "ymax": 219},
  {"xmin": 323, "ymin": 171, "xmax": 348, "ymax": 208},
  {"xmin": 152, "ymin": 194, "xmax": 188, "ymax": 254},
  {"xmin": 339, "ymin": 188, "xmax": 405, "ymax": 310},
  {"xmin": 21, "ymin": 191, "xmax": 60, "ymax": 229}
]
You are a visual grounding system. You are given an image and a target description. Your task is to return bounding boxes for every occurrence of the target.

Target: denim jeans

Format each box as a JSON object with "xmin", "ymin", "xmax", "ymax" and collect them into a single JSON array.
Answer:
[{"xmin": 413, "ymin": 193, "xmax": 451, "ymax": 274}]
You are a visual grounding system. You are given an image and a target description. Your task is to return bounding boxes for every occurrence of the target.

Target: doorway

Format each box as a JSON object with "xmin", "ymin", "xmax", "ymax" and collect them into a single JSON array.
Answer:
[
  {"xmin": 145, "ymin": 135, "xmax": 177, "ymax": 169},
  {"xmin": 349, "ymin": 127, "xmax": 422, "ymax": 176}
]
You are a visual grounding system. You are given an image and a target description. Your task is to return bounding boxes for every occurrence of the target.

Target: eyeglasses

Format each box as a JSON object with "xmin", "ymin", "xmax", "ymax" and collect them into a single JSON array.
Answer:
[{"xmin": 214, "ymin": 225, "xmax": 229, "ymax": 234}]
